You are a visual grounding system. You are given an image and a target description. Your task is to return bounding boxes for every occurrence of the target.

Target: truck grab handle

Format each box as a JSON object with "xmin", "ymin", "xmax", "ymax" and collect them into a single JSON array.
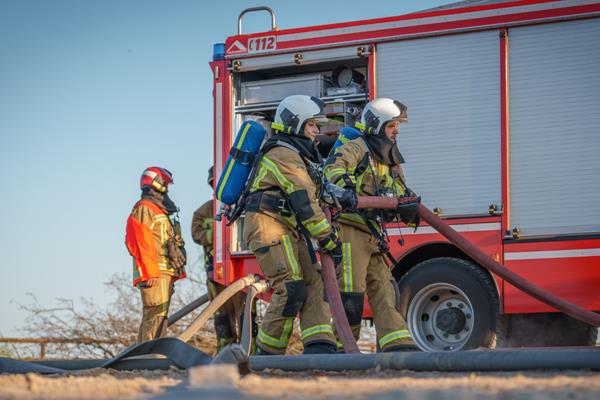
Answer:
[{"xmin": 238, "ymin": 6, "xmax": 277, "ymax": 35}]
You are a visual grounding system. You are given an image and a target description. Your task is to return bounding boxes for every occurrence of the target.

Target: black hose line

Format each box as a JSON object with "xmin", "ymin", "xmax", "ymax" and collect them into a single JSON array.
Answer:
[
  {"xmin": 248, "ymin": 348, "xmax": 600, "ymax": 372},
  {"xmin": 167, "ymin": 294, "xmax": 210, "ymax": 326}
]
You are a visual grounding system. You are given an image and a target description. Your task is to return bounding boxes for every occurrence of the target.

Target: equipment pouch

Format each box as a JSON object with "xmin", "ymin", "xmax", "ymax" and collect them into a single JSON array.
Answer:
[{"xmin": 167, "ymin": 221, "xmax": 187, "ymax": 269}]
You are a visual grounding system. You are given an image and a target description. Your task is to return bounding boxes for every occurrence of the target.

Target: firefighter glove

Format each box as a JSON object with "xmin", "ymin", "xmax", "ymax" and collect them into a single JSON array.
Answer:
[
  {"xmin": 397, "ymin": 195, "xmax": 421, "ymax": 227},
  {"xmin": 338, "ymin": 189, "xmax": 358, "ymax": 210},
  {"xmin": 318, "ymin": 231, "xmax": 343, "ymax": 266}
]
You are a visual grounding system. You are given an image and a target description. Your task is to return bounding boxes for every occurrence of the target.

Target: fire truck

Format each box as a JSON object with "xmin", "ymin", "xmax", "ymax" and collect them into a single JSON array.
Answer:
[{"xmin": 209, "ymin": 0, "xmax": 600, "ymax": 351}]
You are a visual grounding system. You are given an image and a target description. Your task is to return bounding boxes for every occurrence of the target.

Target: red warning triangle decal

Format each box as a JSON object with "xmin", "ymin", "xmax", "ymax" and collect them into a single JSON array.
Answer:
[{"xmin": 227, "ymin": 40, "xmax": 247, "ymax": 54}]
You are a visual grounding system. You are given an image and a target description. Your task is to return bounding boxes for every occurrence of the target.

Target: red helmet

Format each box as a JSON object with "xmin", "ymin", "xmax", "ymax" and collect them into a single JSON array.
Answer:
[{"xmin": 140, "ymin": 167, "xmax": 173, "ymax": 193}]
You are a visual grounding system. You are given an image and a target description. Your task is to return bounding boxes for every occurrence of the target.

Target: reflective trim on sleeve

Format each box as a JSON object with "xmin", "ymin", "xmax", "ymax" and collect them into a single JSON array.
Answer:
[
  {"xmin": 324, "ymin": 166, "xmax": 347, "ymax": 181},
  {"xmin": 305, "ymin": 218, "xmax": 330, "ymax": 237}
]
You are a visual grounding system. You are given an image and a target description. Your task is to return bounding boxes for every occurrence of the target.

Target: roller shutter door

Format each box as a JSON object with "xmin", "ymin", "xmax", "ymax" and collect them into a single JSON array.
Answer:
[
  {"xmin": 509, "ymin": 19, "xmax": 600, "ymax": 236},
  {"xmin": 377, "ymin": 30, "xmax": 501, "ymax": 216}
]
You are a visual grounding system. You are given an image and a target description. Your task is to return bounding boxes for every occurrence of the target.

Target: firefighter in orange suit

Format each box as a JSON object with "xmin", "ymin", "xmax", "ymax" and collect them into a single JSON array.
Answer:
[
  {"xmin": 324, "ymin": 98, "xmax": 420, "ymax": 351},
  {"xmin": 191, "ymin": 166, "xmax": 245, "ymax": 350},
  {"xmin": 242, "ymin": 95, "xmax": 341, "ymax": 355},
  {"xmin": 126, "ymin": 167, "xmax": 187, "ymax": 343}
]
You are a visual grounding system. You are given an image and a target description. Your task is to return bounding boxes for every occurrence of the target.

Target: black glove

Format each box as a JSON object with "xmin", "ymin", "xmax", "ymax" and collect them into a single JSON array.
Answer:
[
  {"xmin": 318, "ymin": 231, "xmax": 343, "ymax": 266},
  {"xmin": 397, "ymin": 195, "xmax": 421, "ymax": 227},
  {"xmin": 338, "ymin": 189, "xmax": 358, "ymax": 210}
]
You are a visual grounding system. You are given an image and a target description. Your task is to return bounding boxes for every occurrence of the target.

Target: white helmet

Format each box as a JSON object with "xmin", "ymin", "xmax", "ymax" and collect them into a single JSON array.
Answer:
[
  {"xmin": 272, "ymin": 95, "xmax": 326, "ymax": 135},
  {"xmin": 356, "ymin": 98, "xmax": 407, "ymax": 135}
]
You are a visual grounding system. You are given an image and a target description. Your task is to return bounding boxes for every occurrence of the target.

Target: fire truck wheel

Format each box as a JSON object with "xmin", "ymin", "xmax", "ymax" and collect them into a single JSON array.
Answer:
[
  {"xmin": 496, "ymin": 313, "xmax": 598, "ymax": 347},
  {"xmin": 398, "ymin": 257, "xmax": 501, "ymax": 352}
]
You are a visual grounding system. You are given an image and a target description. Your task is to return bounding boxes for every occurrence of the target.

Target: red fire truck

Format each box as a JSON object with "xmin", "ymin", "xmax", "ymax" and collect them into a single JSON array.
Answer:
[{"xmin": 210, "ymin": 0, "xmax": 600, "ymax": 351}]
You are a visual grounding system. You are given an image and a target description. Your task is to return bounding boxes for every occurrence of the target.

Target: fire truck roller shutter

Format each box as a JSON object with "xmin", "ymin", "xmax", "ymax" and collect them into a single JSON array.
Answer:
[
  {"xmin": 377, "ymin": 30, "xmax": 501, "ymax": 217},
  {"xmin": 509, "ymin": 18, "xmax": 600, "ymax": 237}
]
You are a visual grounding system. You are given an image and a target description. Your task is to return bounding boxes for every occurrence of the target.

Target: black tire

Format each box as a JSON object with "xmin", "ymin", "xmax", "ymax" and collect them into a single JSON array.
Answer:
[
  {"xmin": 497, "ymin": 313, "xmax": 598, "ymax": 347},
  {"xmin": 398, "ymin": 257, "xmax": 503, "ymax": 351}
]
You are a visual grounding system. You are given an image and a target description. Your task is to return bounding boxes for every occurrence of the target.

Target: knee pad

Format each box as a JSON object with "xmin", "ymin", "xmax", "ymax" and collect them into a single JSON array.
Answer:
[
  {"xmin": 390, "ymin": 279, "xmax": 402, "ymax": 313},
  {"xmin": 282, "ymin": 280, "xmax": 307, "ymax": 317},
  {"xmin": 340, "ymin": 292, "xmax": 364, "ymax": 325},
  {"xmin": 214, "ymin": 313, "xmax": 234, "ymax": 340}
]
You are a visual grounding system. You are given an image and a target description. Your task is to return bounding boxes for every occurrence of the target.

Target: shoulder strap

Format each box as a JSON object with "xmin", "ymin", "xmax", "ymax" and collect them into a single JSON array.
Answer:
[{"xmin": 355, "ymin": 138, "xmax": 371, "ymax": 177}]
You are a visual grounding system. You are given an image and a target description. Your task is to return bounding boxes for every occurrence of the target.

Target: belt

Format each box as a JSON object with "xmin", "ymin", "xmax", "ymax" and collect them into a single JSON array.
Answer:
[{"xmin": 245, "ymin": 191, "xmax": 292, "ymax": 217}]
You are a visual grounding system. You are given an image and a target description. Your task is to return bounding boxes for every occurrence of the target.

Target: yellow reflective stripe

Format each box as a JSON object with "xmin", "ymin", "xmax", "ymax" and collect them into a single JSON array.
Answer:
[
  {"xmin": 301, "ymin": 324, "xmax": 334, "ymax": 340},
  {"xmin": 257, "ymin": 318, "xmax": 294, "ymax": 349},
  {"xmin": 340, "ymin": 213, "xmax": 367, "ymax": 225},
  {"xmin": 324, "ymin": 166, "xmax": 346, "ymax": 181},
  {"xmin": 323, "ymin": 239, "xmax": 337, "ymax": 251},
  {"xmin": 305, "ymin": 218, "xmax": 330, "ymax": 237},
  {"xmin": 355, "ymin": 121, "xmax": 366, "ymax": 131},
  {"xmin": 217, "ymin": 122, "xmax": 253, "ymax": 200},
  {"xmin": 262, "ymin": 156, "xmax": 295, "ymax": 193},
  {"xmin": 250, "ymin": 164, "xmax": 269, "ymax": 192},
  {"xmin": 339, "ymin": 135, "xmax": 350, "ymax": 144},
  {"xmin": 159, "ymin": 279, "xmax": 169, "ymax": 316},
  {"xmin": 282, "ymin": 235, "xmax": 301, "ymax": 280},
  {"xmin": 342, "ymin": 243, "xmax": 353, "ymax": 292},
  {"xmin": 379, "ymin": 330, "xmax": 412, "ymax": 348}
]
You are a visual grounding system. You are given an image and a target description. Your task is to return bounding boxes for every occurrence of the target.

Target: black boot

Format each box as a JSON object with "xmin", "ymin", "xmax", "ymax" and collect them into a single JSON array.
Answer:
[
  {"xmin": 381, "ymin": 343, "xmax": 418, "ymax": 352},
  {"xmin": 303, "ymin": 341, "xmax": 337, "ymax": 354}
]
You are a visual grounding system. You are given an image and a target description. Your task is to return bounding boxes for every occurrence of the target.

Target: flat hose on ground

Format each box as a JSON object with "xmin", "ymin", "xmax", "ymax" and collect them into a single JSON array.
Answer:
[
  {"xmin": 167, "ymin": 294, "xmax": 209, "ymax": 326},
  {"xmin": 240, "ymin": 280, "xmax": 269, "ymax": 355},
  {"xmin": 321, "ymin": 207, "xmax": 361, "ymax": 353},
  {"xmin": 178, "ymin": 275, "xmax": 258, "ymax": 342},
  {"xmin": 355, "ymin": 196, "xmax": 600, "ymax": 327},
  {"xmin": 248, "ymin": 348, "xmax": 600, "ymax": 371}
]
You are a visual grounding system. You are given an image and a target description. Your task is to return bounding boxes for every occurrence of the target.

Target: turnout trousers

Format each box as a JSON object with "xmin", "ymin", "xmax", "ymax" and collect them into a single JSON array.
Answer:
[
  {"xmin": 244, "ymin": 211, "xmax": 336, "ymax": 354},
  {"xmin": 137, "ymin": 273, "xmax": 175, "ymax": 343},
  {"xmin": 335, "ymin": 222, "xmax": 413, "ymax": 351}
]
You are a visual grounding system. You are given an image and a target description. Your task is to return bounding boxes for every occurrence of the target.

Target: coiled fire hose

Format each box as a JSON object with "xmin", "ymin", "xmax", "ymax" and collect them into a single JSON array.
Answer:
[{"xmin": 355, "ymin": 196, "xmax": 600, "ymax": 327}]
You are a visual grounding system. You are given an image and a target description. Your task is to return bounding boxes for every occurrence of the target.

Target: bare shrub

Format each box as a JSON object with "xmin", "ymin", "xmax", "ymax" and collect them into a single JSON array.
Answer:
[{"xmin": 15, "ymin": 255, "xmax": 216, "ymax": 359}]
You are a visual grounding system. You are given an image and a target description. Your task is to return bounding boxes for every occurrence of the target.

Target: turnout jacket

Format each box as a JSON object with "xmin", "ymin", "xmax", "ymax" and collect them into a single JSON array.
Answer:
[
  {"xmin": 126, "ymin": 199, "xmax": 187, "ymax": 286},
  {"xmin": 191, "ymin": 199, "xmax": 214, "ymax": 267},
  {"xmin": 249, "ymin": 145, "xmax": 334, "ymax": 243},
  {"xmin": 324, "ymin": 137, "xmax": 408, "ymax": 232}
]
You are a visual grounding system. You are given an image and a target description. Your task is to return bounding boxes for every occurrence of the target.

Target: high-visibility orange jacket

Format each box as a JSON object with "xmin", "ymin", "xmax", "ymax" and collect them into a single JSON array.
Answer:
[{"xmin": 125, "ymin": 199, "xmax": 186, "ymax": 286}]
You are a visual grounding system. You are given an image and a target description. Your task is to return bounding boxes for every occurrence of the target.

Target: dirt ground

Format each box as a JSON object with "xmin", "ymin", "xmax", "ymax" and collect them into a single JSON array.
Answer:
[{"xmin": 1, "ymin": 367, "xmax": 600, "ymax": 400}]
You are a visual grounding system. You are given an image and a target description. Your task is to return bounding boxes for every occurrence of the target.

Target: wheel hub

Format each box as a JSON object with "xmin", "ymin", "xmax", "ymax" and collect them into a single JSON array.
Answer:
[{"xmin": 435, "ymin": 307, "xmax": 466, "ymax": 334}]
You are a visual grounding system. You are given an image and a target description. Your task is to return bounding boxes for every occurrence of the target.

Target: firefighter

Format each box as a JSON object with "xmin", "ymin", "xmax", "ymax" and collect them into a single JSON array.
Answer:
[
  {"xmin": 242, "ymin": 95, "xmax": 341, "ymax": 355},
  {"xmin": 323, "ymin": 98, "xmax": 420, "ymax": 351},
  {"xmin": 191, "ymin": 166, "xmax": 245, "ymax": 350},
  {"xmin": 125, "ymin": 167, "xmax": 187, "ymax": 343}
]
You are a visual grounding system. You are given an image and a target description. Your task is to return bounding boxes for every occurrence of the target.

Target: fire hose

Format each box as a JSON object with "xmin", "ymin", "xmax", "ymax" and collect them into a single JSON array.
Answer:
[
  {"xmin": 167, "ymin": 294, "xmax": 209, "ymax": 326},
  {"xmin": 178, "ymin": 275, "xmax": 258, "ymax": 342},
  {"xmin": 355, "ymin": 196, "xmax": 600, "ymax": 327},
  {"xmin": 240, "ymin": 280, "xmax": 269, "ymax": 355}
]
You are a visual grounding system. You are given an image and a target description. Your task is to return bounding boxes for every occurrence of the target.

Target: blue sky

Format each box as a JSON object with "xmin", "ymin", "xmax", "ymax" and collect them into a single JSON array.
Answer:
[{"xmin": 0, "ymin": 0, "xmax": 448, "ymax": 336}]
